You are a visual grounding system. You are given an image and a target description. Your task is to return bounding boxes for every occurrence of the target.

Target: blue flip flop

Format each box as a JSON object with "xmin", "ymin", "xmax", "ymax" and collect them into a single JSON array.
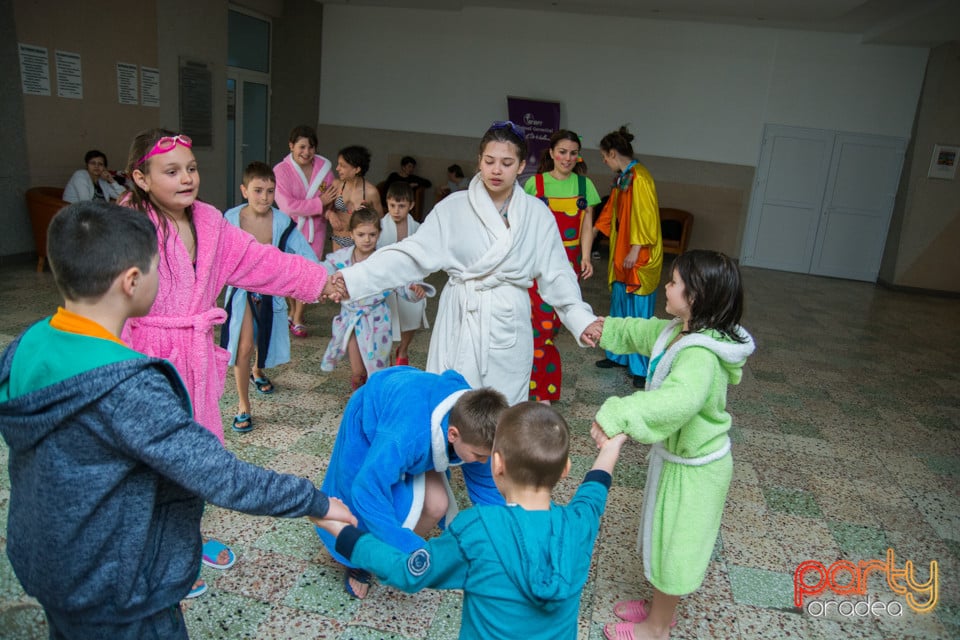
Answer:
[
  {"xmin": 185, "ymin": 578, "xmax": 208, "ymax": 599},
  {"xmin": 232, "ymin": 413, "xmax": 253, "ymax": 433},
  {"xmin": 344, "ymin": 567, "xmax": 372, "ymax": 599},
  {"xmin": 202, "ymin": 539, "xmax": 236, "ymax": 570},
  {"xmin": 250, "ymin": 375, "xmax": 275, "ymax": 394}
]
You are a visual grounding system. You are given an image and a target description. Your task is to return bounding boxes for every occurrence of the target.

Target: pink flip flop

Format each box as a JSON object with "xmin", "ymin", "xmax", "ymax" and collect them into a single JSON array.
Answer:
[
  {"xmin": 604, "ymin": 622, "xmax": 637, "ymax": 640},
  {"xmin": 613, "ymin": 599, "xmax": 677, "ymax": 626}
]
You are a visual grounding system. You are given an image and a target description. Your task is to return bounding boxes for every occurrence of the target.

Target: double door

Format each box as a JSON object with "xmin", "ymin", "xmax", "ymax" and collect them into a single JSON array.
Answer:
[{"xmin": 740, "ymin": 124, "xmax": 905, "ymax": 282}]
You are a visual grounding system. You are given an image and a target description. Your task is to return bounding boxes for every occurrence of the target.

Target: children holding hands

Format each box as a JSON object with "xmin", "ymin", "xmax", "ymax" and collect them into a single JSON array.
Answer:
[
  {"xmin": 0, "ymin": 202, "xmax": 356, "ymax": 640},
  {"xmin": 317, "ymin": 401, "xmax": 627, "ymax": 639},
  {"xmin": 590, "ymin": 249, "xmax": 755, "ymax": 640}
]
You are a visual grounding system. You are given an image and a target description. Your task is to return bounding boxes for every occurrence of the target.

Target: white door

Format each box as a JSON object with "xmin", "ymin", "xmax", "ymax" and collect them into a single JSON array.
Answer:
[
  {"xmin": 810, "ymin": 133, "xmax": 905, "ymax": 281},
  {"xmin": 741, "ymin": 125, "xmax": 906, "ymax": 282},
  {"xmin": 740, "ymin": 126, "xmax": 834, "ymax": 273}
]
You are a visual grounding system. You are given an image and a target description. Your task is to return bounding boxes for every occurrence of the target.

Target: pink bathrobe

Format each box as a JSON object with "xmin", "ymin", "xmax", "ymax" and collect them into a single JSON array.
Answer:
[
  {"xmin": 273, "ymin": 153, "xmax": 335, "ymax": 257},
  {"xmin": 122, "ymin": 201, "xmax": 328, "ymax": 442}
]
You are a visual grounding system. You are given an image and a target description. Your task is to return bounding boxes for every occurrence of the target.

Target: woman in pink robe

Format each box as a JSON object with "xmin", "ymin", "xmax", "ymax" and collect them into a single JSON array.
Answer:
[{"xmin": 273, "ymin": 125, "xmax": 339, "ymax": 337}]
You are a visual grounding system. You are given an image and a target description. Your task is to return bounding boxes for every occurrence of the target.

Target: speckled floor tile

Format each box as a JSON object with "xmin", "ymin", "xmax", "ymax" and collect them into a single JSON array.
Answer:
[
  {"xmin": 2, "ymin": 257, "xmax": 960, "ymax": 639},
  {"xmin": 181, "ymin": 588, "xmax": 272, "ymax": 638},
  {"xmin": 350, "ymin": 584, "xmax": 442, "ymax": 639},
  {"xmin": 254, "ymin": 604, "xmax": 346, "ymax": 638},
  {"xmin": 283, "ymin": 563, "xmax": 361, "ymax": 620},
  {"xmin": 727, "ymin": 565, "xmax": 795, "ymax": 609}
]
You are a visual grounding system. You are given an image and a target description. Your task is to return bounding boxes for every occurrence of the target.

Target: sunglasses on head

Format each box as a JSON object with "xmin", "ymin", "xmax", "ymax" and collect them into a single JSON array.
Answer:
[
  {"xmin": 137, "ymin": 134, "xmax": 193, "ymax": 167},
  {"xmin": 489, "ymin": 120, "xmax": 526, "ymax": 140}
]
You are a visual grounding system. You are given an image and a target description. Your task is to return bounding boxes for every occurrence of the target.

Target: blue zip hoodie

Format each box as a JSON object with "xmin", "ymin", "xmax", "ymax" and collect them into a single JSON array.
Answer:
[{"xmin": 0, "ymin": 319, "xmax": 330, "ymax": 624}]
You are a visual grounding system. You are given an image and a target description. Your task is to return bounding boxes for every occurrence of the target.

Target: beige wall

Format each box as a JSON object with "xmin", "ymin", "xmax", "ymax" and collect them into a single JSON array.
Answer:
[
  {"xmin": 880, "ymin": 42, "xmax": 960, "ymax": 293},
  {"xmin": 157, "ymin": 1, "xmax": 228, "ymax": 209},
  {"xmin": 13, "ymin": 0, "xmax": 160, "ymax": 187}
]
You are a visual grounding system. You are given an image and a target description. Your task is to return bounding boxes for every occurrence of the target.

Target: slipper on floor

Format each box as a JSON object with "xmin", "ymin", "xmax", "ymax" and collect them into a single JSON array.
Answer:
[
  {"xmin": 290, "ymin": 323, "xmax": 307, "ymax": 338},
  {"xmin": 250, "ymin": 375, "xmax": 274, "ymax": 394},
  {"xmin": 344, "ymin": 567, "xmax": 372, "ymax": 599},
  {"xmin": 232, "ymin": 412, "xmax": 253, "ymax": 433},
  {"xmin": 612, "ymin": 599, "xmax": 677, "ymax": 626},
  {"xmin": 185, "ymin": 579, "xmax": 208, "ymax": 599},
  {"xmin": 202, "ymin": 539, "xmax": 236, "ymax": 570}
]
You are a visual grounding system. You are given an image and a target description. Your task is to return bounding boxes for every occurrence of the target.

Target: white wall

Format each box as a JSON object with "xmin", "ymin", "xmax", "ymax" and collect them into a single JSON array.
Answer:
[{"xmin": 319, "ymin": 6, "xmax": 928, "ymax": 166}]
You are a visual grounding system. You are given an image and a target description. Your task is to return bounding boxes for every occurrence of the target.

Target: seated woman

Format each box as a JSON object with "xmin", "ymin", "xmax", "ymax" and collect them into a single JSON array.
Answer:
[{"xmin": 63, "ymin": 150, "xmax": 126, "ymax": 203}]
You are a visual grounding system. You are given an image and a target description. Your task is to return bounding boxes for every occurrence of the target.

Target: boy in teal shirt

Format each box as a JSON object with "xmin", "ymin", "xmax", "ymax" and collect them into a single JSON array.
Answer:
[
  {"xmin": 317, "ymin": 401, "xmax": 627, "ymax": 640},
  {"xmin": 0, "ymin": 201, "xmax": 354, "ymax": 639}
]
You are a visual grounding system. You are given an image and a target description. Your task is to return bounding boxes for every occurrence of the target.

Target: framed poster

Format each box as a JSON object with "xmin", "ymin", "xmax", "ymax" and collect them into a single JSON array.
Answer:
[{"xmin": 927, "ymin": 144, "xmax": 958, "ymax": 180}]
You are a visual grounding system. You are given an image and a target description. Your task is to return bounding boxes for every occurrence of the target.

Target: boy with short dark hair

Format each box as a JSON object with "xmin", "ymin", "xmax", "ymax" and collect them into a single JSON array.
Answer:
[
  {"xmin": 219, "ymin": 161, "xmax": 319, "ymax": 432},
  {"xmin": 317, "ymin": 401, "xmax": 627, "ymax": 639},
  {"xmin": 378, "ymin": 181, "xmax": 429, "ymax": 365},
  {"xmin": 0, "ymin": 201, "xmax": 354, "ymax": 640},
  {"xmin": 316, "ymin": 366, "xmax": 509, "ymax": 599}
]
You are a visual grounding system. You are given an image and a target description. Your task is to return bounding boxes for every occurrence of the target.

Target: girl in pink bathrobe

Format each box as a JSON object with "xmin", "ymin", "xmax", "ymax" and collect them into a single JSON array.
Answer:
[{"xmin": 122, "ymin": 128, "xmax": 334, "ymax": 595}]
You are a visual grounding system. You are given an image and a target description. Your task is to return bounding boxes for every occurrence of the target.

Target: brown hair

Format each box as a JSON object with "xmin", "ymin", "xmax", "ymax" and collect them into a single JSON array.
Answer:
[
  {"xmin": 599, "ymin": 125, "xmax": 635, "ymax": 158},
  {"xmin": 538, "ymin": 129, "xmax": 588, "ymax": 175},
  {"xmin": 348, "ymin": 206, "xmax": 381, "ymax": 232},
  {"xmin": 449, "ymin": 388, "xmax": 509, "ymax": 448},
  {"xmin": 242, "ymin": 161, "xmax": 276, "ymax": 186},
  {"xmin": 386, "ymin": 181, "xmax": 415, "ymax": 203},
  {"xmin": 493, "ymin": 402, "xmax": 570, "ymax": 489},
  {"xmin": 124, "ymin": 128, "xmax": 195, "ymax": 276}
]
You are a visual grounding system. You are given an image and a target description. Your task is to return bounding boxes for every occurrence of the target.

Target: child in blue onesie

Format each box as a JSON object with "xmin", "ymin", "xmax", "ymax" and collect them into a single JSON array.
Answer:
[
  {"xmin": 317, "ymin": 401, "xmax": 628, "ymax": 639},
  {"xmin": 317, "ymin": 365, "xmax": 509, "ymax": 599}
]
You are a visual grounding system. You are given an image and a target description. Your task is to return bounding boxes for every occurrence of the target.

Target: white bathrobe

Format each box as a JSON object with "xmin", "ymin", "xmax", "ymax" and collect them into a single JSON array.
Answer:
[{"xmin": 341, "ymin": 175, "xmax": 597, "ymax": 404}]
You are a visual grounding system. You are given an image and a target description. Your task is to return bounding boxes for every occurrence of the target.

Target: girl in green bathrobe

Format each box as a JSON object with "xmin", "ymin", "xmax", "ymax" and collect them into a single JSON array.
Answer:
[{"xmin": 591, "ymin": 250, "xmax": 755, "ymax": 640}]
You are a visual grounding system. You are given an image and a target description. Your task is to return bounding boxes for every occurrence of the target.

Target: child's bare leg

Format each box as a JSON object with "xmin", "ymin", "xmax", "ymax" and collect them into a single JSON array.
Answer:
[
  {"xmin": 397, "ymin": 329, "xmax": 416, "ymax": 361},
  {"xmin": 234, "ymin": 304, "xmax": 256, "ymax": 417},
  {"xmin": 619, "ymin": 589, "xmax": 680, "ymax": 640},
  {"xmin": 414, "ymin": 470, "xmax": 449, "ymax": 537},
  {"xmin": 289, "ymin": 298, "xmax": 305, "ymax": 326},
  {"xmin": 347, "ymin": 334, "xmax": 367, "ymax": 389}
]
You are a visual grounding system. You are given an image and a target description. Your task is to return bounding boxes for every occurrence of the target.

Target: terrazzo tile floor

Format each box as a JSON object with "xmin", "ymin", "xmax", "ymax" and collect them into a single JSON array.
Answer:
[{"xmin": 0, "ymin": 254, "xmax": 958, "ymax": 639}]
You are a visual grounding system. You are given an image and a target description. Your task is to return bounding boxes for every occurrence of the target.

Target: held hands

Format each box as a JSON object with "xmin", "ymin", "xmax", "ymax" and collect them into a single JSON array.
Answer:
[
  {"xmin": 590, "ymin": 422, "xmax": 628, "ymax": 450},
  {"xmin": 579, "ymin": 316, "xmax": 605, "ymax": 347},
  {"xmin": 307, "ymin": 496, "xmax": 357, "ymax": 535},
  {"xmin": 321, "ymin": 272, "xmax": 350, "ymax": 303}
]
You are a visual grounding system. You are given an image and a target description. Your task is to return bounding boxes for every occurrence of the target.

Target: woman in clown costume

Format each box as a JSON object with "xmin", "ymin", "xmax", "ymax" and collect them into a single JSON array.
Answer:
[{"xmin": 522, "ymin": 129, "xmax": 602, "ymax": 404}]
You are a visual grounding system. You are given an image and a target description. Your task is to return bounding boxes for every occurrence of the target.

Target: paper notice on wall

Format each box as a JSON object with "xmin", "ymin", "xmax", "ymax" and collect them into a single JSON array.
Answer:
[
  {"xmin": 56, "ymin": 50, "xmax": 83, "ymax": 99},
  {"xmin": 117, "ymin": 62, "xmax": 138, "ymax": 105},
  {"xmin": 141, "ymin": 66, "xmax": 160, "ymax": 107},
  {"xmin": 18, "ymin": 44, "xmax": 51, "ymax": 96}
]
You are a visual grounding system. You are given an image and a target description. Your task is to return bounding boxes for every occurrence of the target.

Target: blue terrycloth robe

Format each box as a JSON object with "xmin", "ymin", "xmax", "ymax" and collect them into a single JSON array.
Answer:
[
  {"xmin": 220, "ymin": 206, "xmax": 319, "ymax": 368},
  {"xmin": 317, "ymin": 367, "xmax": 504, "ymax": 565}
]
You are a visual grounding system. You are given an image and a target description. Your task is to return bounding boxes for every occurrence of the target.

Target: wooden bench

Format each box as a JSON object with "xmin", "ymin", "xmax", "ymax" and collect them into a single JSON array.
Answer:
[{"xmin": 25, "ymin": 187, "xmax": 68, "ymax": 272}]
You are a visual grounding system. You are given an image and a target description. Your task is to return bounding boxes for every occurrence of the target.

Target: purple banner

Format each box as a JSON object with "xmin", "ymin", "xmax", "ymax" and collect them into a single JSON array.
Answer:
[{"xmin": 507, "ymin": 96, "xmax": 561, "ymax": 181}]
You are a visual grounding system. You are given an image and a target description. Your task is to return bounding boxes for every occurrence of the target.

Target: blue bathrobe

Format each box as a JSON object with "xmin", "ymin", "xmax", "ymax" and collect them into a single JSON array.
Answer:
[
  {"xmin": 219, "ymin": 205, "xmax": 319, "ymax": 368},
  {"xmin": 317, "ymin": 367, "xmax": 504, "ymax": 564}
]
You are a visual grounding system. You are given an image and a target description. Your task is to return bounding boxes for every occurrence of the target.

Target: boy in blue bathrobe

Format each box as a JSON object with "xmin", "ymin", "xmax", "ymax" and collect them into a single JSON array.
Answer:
[
  {"xmin": 317, "ymin": 402, "xmax": 628, "ymax": 639},
  {"xmin": 317, "ymin": 365, "xmax": 508, "ymax": 598}
]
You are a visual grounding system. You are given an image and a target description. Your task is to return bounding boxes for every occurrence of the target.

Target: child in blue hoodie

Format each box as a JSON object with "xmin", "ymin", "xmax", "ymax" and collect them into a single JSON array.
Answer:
[
  {"xmin": 0, "ymin": 201, "xmax": 355, "ymax": 640},
  {"xmin": 317, "ymin": 401, "xmax": 628, "ymax": 639}
]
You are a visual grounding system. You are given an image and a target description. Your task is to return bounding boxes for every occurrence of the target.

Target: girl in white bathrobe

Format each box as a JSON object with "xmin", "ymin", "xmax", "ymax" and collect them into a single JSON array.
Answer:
[{"xmin": 333, "ymin": 121, "xmax": 604, "ymax": 404}]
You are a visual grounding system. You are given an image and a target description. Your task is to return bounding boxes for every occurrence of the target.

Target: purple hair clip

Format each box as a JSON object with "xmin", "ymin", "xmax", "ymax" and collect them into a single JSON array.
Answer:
[{"xmin": 490, "ymin": 120, "xmax": 526, "ymax": 140}]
